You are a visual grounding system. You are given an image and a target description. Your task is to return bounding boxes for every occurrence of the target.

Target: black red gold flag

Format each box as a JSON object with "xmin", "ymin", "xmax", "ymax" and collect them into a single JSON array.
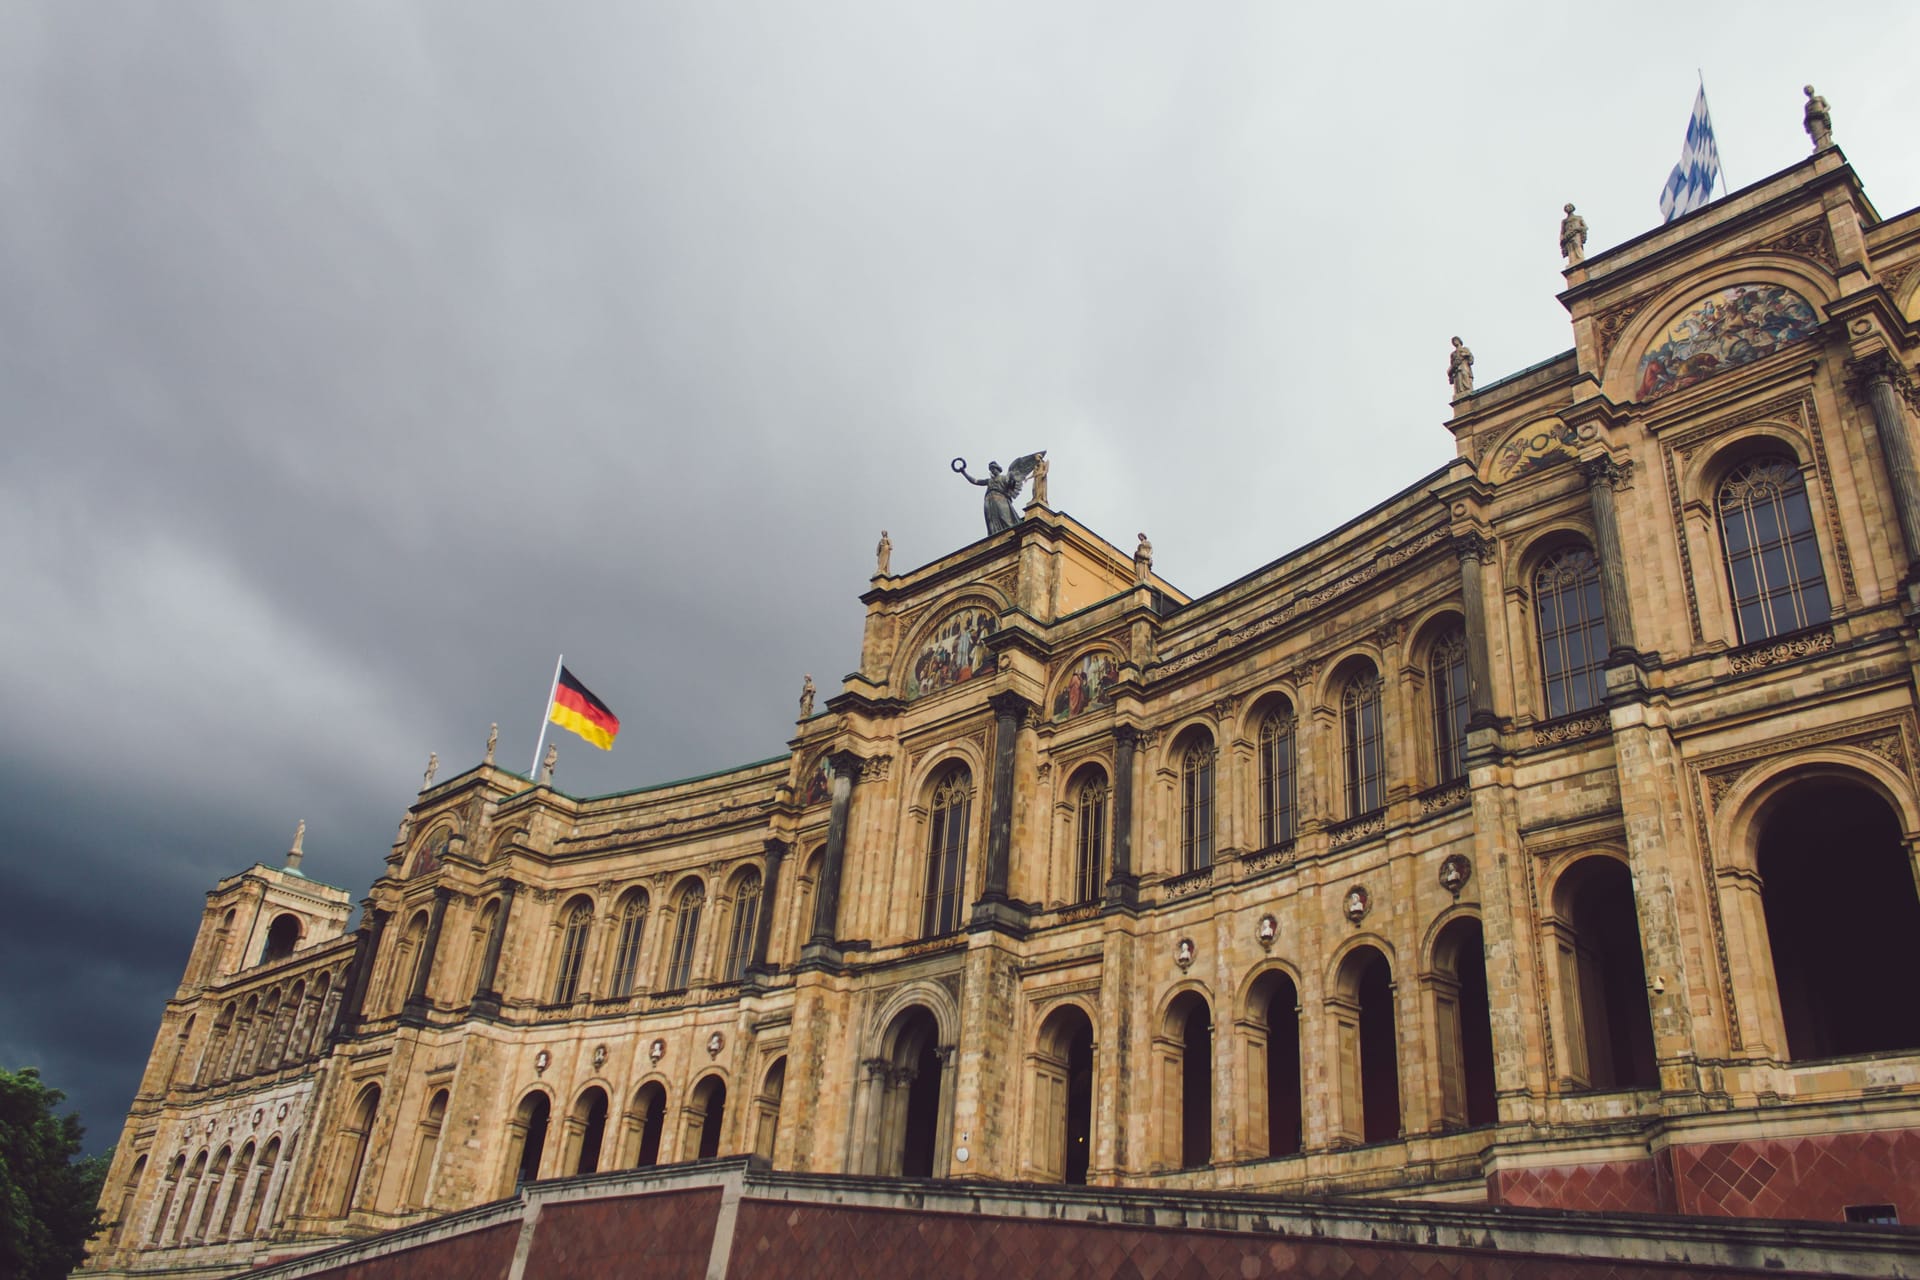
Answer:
[{"xmin": 549, "ymin": 666, "xmax": 620, "ymax": 750}]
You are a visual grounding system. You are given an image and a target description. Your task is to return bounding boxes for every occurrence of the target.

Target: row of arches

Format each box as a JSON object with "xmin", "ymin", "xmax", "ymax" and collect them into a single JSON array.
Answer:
[
  {"xmin": 186, "ymin": 970, "xmax": 342, "ymax": 1090},
  {"xmin": 128, "ymin": 1131, "xmax": 293, "ymax": 1252}
]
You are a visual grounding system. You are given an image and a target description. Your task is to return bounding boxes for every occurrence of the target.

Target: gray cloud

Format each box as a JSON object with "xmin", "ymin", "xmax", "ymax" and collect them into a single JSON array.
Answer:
[{"xmin": 1, "ymin": 0, "xmax": 1915, "ymax": 1146}]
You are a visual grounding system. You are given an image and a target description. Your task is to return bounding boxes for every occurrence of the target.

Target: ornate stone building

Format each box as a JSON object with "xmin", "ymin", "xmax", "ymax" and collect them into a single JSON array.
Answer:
[{"xmin": 87, "ymin": 142, "xmax": 1920, "ymax": 1276}]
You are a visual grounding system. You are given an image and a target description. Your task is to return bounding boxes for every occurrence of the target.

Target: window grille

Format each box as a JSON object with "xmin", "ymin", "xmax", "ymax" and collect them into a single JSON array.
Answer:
[
  {"xmin": 1074, "ymin": 775, "xmax": 1108, "ymax": 903},
  {"xmin": 1342, "ymin": 673, "xmax": 1386, "ymax": 815},
  {"xmin": 608, "ymin": 894, "xmax": 649, "ymax": 996},
  {"xmin": 1717, "ymin": 456, "xmax": 1830, "ymax": 643},
  {"xmin": 723, "ymin": 873, "xmax": 761, "ymax": 980},
  {"xmin": 551, "ymin": 903, "xmax": 592, "ymax": 1004},
  {"xmin": 1430, "ymin": 628, "xmax": 1471, "ymax": 783},
  {"xmin": 1180, "ymin": 737, "xmax": 1215, "ymax": 871},
  {"xmin": 665, "ymin": 884, "xmax": 704, "ymax": 990},
  {"xmin": 1258, "ymin": 711, "xmax": 1297, "ymax": 846},
  {"xmin": 1534, "ymin": 546, "xmax": 1610, "ymax": 718},
  {"xmin": 922, "ymin": 769, "xmax": 973, "ymax": 936}
]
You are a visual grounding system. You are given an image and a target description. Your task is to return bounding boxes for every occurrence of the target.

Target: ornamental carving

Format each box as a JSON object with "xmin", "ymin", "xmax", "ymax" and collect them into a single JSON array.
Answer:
[
  {"xmin": 1762, "ymin": 220, "xmax": 1838, "ymax": 271},
  {"xmin": 1174, "ymin": 937, "xmax": 1196, "ymax": 971},
  {"xmin": 858, "ymin": 754, "xmax": 893, "ymax": 782},
  {"xmin": 1256, "ymin": 914, "xmax": 1278, "ymax": 951},
  {"xmin": 1439, "ymin": 854, "xmax": 1473, "ymax": 898},
  {"xmin": 1328, "ymin": 811, "xmax": 1386, "ymax": 849},
  {"xmin": 1727, "ymin": 628, "xmax": 1834, "ymax": 674},
  {"xmin": 1532, "ymin": 713, "xmax": 1609, "ymax": 747},
  {"xmin": 1593, "ymin": 287, "xmax": 1657, "ymax": 368},
  {"xmin": 1343, "ymin": 885, "xmax": 1371, "ymax": 924},
  {"xmin": 1420, "ymin": 783, "xmax": 1470, "ymax": 816},
  {"xmin": 1243, "ymin": 844, "xmax": 1296, "ymax": 875},
  {"xmin": 1162, "ymin": 867, "xmax": 1214, "ymax": 900},
  {"xmin": 1489, "ymin": 418, "xmax": 1580, "ymax": 483}
]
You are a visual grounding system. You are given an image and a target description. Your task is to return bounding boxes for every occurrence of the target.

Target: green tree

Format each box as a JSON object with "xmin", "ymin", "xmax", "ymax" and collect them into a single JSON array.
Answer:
[{"xmin": 0, "ymin": 1067, "xmax": 107, "ymax": 1280}]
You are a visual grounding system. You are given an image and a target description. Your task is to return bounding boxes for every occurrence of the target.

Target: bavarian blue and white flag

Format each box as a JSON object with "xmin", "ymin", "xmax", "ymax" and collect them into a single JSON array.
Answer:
[{"xmin": 1659, "ymin": 85, "xmax": 1722, "ymax": 222}]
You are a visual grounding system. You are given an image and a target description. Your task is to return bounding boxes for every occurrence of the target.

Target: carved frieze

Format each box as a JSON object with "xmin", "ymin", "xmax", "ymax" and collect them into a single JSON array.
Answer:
[
  {"xmin": 1531, "ymin": 713, "xmax": 1609, "ymax": 747},
  {"xmin": 1761, "ymin": 220, "xmax": 1838, "ymax": 271},
  {"xmin": 1328, "ymin": 812, "xmax": 1387, "ymax": 849},
  {"xmin": 1727, "ymin": 627, "xmax": 1835, "ymax": 674},
  {"xmin": 1593, "ymin": 286, "xmax": 1658, "ymax": 368}
]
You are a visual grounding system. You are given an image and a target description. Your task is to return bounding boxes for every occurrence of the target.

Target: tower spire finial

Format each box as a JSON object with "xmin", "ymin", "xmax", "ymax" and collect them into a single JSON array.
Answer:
[{"xmin": 287, "ymin": 819, "xmax": 306, "ymax": 871}]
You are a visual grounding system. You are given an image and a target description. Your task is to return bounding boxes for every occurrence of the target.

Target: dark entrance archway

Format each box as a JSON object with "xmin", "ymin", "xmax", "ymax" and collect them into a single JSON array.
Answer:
[
  {"xmin": 1033, "ymin": 1004, "xmax": 1095, "ymax": 1183},
  {"xmin": 1554, "ymin": 857, "xmax": 1657, "ymax": 1090},
  {"xmin": 867, "ymin": 1005, "xmax": 950, "ymax": 1177},
  {"xmin": 1432, "ymin": 917, "xmax": 1497, "ymax": 1128},
  {"xmin": 1758, "ymin": 777, "xmax": 1920, "ymax": 1059}
]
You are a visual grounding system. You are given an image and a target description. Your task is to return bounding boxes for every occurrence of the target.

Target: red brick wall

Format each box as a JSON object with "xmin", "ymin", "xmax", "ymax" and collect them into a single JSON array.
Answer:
[
  {"xmin": 721, "ymin": 1200, "xmax": 1779, "ymax": 1280},
  {"xmin": 1667, "ymin": 1127, "xmax": 1920, "ymax": 1222},
  {"xmin": 521, "ymin": 1188, "xmax": 721, "ymax": 1279},
  {"xmin": 293, "ymin": 1221, "xmax": 519, "ymax": 1280},
  {"xmin": 1488, "ymin": 1127, "xmax": 1920, "ymax": 1224}
]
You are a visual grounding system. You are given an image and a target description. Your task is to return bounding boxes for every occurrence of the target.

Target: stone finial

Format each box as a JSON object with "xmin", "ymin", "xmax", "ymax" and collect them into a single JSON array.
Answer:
[
  {"xmin": 799, "ymin": 674, "xmax": 816, "ymax": 720},
  {"xmin": 1803, "ymin": 84, "xmax": 1833, "ymax": 151},
  {"xmin": 540, "ymin": 743, "xmax": 558, "ymax": 784},
  {"xmin": 1448, "ymin": 336, "xmax": 1475, "ymax": 397},
  {"xmin": 1134, "ymin": 532, "xmax": 1154, "ymax": 583},
  {"xmin": 1559, "ymin": 203, "xmax": 1588, "ymax": 266},
  {"xmin": 484, "ymin": 723, "xmax": 498, "ymax": 765},
  {"xmin": 874, "ymin": 531, "xmax": 891, "ymax": 577},
  {"xmin": 421, "ymin": 752, "xmax": 438, "ymax": 791},
  {"xmin": 286, "ymin": 819, "xmax": 306, "ymax": 871}
]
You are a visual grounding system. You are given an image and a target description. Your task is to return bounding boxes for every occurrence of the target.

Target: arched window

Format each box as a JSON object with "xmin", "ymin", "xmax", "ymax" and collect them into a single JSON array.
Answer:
[
  {"xmin": 723, "ymin": 870, "xmax": 762, "ymax": 981},
  {"xmin": 608, "ymin": 891, "xmax": 649, "ymax": 997},
  {"xmin": 110, "ymin": 1154, "xmax": 147, "ymax": 1248},
  {"xmin": 260, "ymin": 913, "xmax": 302, "ymax": 964},
  {"xmin": 551, "ymin": 900, "xmax": 592, "ymax": 1004},
  {"xmin": 1179, "ymin": 733, "xmax": 1216, "ymax": 872},
  {"xmin": 665, "ymin": 881, "xmax": 705, "ymax": 990},
  {"xmin": 1718, "ymin": 455, "xmax": 1831, "ymax": 644},
  {"xmin": 1258, "ymin": 708, "xmax": 1297, "ymax": 847},
  {"xmin": 216, "ymin": 1143, "xmax": 254, "ymax": 1239},
  {"xmin": 240, "ymin": 1137, "xmax": 279, "ymax": 1236},
  {"xmin": 505, "ymin": 1091, "xmax": 550, "ymax": 1192},
  {"xmin": 1341, "ymin": 667, "xmax": 1386, "ymax": 816},
  {"xmin": 922, "ymin": 767, "xmax": 973, "ymax": 937},
  {"xmin": 1429, "ymin": 627, "xmax": 1470, "ymax": 784},
  {"xmin": 1072, "ymin": 768, "xmax": 1108, "ymax": 904},
  {"xmin": 1534, "ymin": 545, "xmax": 1609, "ymax": 718}
]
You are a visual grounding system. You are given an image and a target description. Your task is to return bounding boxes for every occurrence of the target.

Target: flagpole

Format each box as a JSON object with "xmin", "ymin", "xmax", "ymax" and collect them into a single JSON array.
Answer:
[
  {"xmin": 529, "ymin": 653, "xmax": 563, "ymax": 780},
  {"xmin": 1699, "ymin": 68, "xmax": 1731, "ymax": 197}
]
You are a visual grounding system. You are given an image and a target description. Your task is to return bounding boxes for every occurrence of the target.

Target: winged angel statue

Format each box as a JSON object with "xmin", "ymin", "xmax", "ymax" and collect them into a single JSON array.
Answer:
[{"xmin": 952, "ymin": 451, "xmax": 1046, "ymax": 535}]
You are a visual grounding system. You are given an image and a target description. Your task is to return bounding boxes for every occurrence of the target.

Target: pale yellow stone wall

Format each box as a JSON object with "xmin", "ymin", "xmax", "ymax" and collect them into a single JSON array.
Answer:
[{"xmin": 93, "ymin": 148, "xmax": 1920, "ymax": 1272}]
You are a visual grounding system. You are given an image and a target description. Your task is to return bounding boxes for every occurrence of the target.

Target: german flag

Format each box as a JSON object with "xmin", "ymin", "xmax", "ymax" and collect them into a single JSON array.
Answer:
[{"xmin": 549, "ymin": 666, "xmax": 620, "ymax": 750}]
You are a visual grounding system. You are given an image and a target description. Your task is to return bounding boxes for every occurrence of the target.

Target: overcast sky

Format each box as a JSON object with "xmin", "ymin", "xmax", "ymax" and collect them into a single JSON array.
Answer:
[{"xmin": 2, "ymin": 2, "xmax": 1915, "ymax": 1151}]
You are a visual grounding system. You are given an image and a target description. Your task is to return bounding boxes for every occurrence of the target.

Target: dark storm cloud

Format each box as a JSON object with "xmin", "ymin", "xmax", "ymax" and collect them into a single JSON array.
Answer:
[{"xmin": 1, "ymin": 1, "xmax": 1915, "ymax": 1145}]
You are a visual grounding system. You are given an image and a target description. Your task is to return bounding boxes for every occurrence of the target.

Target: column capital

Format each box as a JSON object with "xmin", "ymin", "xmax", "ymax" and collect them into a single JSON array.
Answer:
[
  {"xmin": 826, "ymin": 747, "xmax": 867, "ymax": 779},
  {"xmin": 1113, "ymin": 723, "xmax": 1146, "ymax": 751},
  {"xmin": 762, "ymin": 837, "xmax": 791, "ymax": 862},
  {"xmin": 1846, "ymin": 352, "xmax": 1920, "ymax": 412},
  {"xmin": 987, "ymin": 689, "xmax": 1034, "ymax": 720},
  {"xmin": 1451, "ymin": 530, "xmax": 1498, "ymax": 563},
  {"xmin": 1577, "ymin": 454, "xmax": 1634, "ymax": 491}
]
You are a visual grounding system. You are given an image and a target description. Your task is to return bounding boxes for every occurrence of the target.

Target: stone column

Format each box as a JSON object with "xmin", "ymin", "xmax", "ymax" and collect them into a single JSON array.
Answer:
[
  {"xmin": 1452, "ymin": 533, "xmax": 1498, "ymax": 727},
  {"xmin": 404, "ymin": 886, "xmax": 453, "ymax": 1013},
  {"xmin": 980, "ymin": 691, "xmax": 1032, "ymax": 905},
  {"xmin": 470, "ymin": 881, "xmax": 518, "ymax": 1015},
  {"xmin": 808, "ymin": 750, "xmax": 864, "ymax": 947},
  {"xmin": 1104, "ymin": 726, "xmax": 1141, "ymax": 907},
  {"xmin": 748, "ymin": 838, "xmax": 788, "ymax": 974},
  {"xmin": 1578, "ymin": 456, "xmax": 1639, "ymax": 659},
  {"xmin": 336, "ymin": 907, "xmax": 390, "ymax": 1036},
  {"xmin": 1852, "ymin": 355, "xmax": 1920, "ymax": 570}
]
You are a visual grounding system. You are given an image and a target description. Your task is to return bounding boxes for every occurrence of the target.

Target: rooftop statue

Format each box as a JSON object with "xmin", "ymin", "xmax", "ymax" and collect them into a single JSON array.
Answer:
[
  {"xmin": 953, "ymin": 452, "xmax": 1046, "ymax": 535},
  {"xmin": 1448, "ymin": 337, "xmax": 1475, "ymax": 398},
  {"xmin": 1803, "ymin": 85, "xmax": 1833, "ymax": 151},
  {"xmin": 1560, "ymin": 203, "xmax": 1588, "ymax": 266}
]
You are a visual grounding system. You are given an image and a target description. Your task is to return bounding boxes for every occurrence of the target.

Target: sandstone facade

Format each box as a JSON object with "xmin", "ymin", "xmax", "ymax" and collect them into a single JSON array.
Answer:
[{"xmin": 86, "ymin": 146, "xmax": 1920, "ymax": 1276}]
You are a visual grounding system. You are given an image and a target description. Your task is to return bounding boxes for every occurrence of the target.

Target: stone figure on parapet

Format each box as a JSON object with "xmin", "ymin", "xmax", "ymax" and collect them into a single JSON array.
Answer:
[
  {"xmin": 287, "ymin": 819, "xmax": 305, "ymax": 871},
  {"xmin": 1029, "ymin": 455, "xmax": 1050, "ymax": 507},
  {"xmin": 1560, "ymin": 203, "xmax": 1588, "ymax": 266},
  {"xmin": 799, "ymin": 674, "xmax": 816, "ymax": 720},
  {"xmin": 874, "ymin": 530, "xmax": 891, "ymax": 577},
  {"xmin": 485, "ymin": 723, "xmax": 498, "ymax": 765},
  {"xmin": 541, "ymin": 743, "xmax": 558, "ymax": 784},
  {"xmin": 1803, "ymin": 85, "xmax": 1833, "ymax": 151},
  {"xmin": 1135, "ymin": 532, "xmax": 1154, "ymax": 583},
  {"xmin": 1448, "ymin": 337, "xmax": 1475, "ymax": 398},
  {"xmin": 953, "ymin": 451, "xmax": 1046, "ymax": 535},
  {"xmin": 422, "ymin": 752, "xmax": 438, "ymax": 790}
]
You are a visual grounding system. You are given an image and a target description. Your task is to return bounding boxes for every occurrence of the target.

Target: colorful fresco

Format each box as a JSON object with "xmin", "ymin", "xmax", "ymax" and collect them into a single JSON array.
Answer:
[
  {"xmin": 412, "ymin": 830, "xmax": 448, "ymax": 876},
  {"xmin": 1636, "ymin": 284, "xmax": 1818, "ymax": 401},
  {"xmin": 1489, "ymin": 418, "xmax": 1579, "ymax": 483},
  {"xmin": 1052, "ymin": 651, "xmax": 1120, "ymax": 721},
  {"xmin": 904, "ymin": 606, "xmax": 997, "ymax": 700},
  {"xmin": 804, "ymin": 755, "xmax": 832, "ymax": 807}
]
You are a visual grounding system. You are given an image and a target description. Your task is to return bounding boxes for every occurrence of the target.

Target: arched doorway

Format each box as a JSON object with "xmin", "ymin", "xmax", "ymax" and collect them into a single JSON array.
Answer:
[
  {"xmin": 1330, "ymin": 947, "xmax": 1400, "ymax": 1145},
  {"xmin": 568, "ymin": 1086, "xmax": 609, "ymax": 1175},
  {"xmin": 1157, "ymin": 991, "xmax": 1212, "ymax": 1169},
  {"xmin": 505, "ymin": 1091, "xmax": 550, "ymax": 1192},
  {"xmin": 687, "ymin": 1076, "xmax": 728, "ymax": 1160},
  {"xmin": 866, "ymin": 1005, "xmax": 950, "ymax": 1177},
  {"xmin": 334, "ymin": 1084, "xmax": 381, "ymax": 1216},
  {"xmin": 1756, "ymin": 777, "xmax": 1920, "ymax": 1058},
  {"xmin": 1031, "ymin": 1004, "xmax": 1094, "ymax": 1183},
  {"xmin": 1552, "ymin": 857, "xmax": 1657, "ymax": 1090},
  {"xmin": 753, "ymin": 1058, "xmax": 786, "ymax": 1162},
  {"xmin": 1244, "ymin": 970, "xmax": 1302, "ymax": 1159},
  {"xmin": 628, "ymin": 1083, "xmax": 667, "ymax": 1167},
  {"xmin": 1431, "ymin": 917, "xmax": 1497, "ymax": 1128}
]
